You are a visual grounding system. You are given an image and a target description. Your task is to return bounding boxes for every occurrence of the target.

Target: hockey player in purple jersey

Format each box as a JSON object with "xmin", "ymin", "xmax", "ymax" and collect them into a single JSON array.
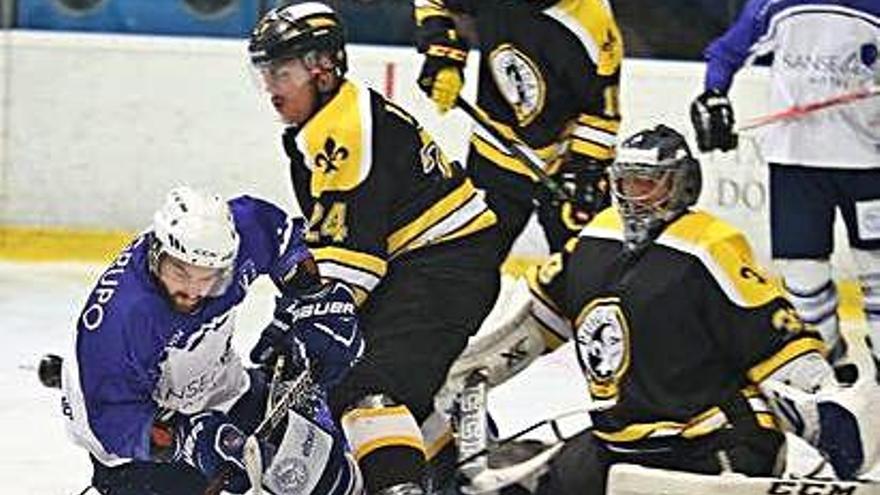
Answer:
[{"xmin": 60, "ymin": 186, "xmax": 365, "ymax": 495}]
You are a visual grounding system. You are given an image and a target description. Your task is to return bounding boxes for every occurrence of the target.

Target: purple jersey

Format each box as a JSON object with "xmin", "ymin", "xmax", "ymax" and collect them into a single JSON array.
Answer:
[{"xmin": 61, "ymin": 195, "xmax": 309, "ymax": 465}]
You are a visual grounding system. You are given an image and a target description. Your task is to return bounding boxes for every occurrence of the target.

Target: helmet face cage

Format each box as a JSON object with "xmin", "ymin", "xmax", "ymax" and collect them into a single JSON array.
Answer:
[
  {"xmin": 610, "ymin": 125, "xmax": 702, "ymax": 250},
  {"xmin": 248, "ymin": 2, "xmax": 347, "ymax": 78},
  {"xmin": 149, "ymin": 187, "xmax": 240, "ymax": 297}
]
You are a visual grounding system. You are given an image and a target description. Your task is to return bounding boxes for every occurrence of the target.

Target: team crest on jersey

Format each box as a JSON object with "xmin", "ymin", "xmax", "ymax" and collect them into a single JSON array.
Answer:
[
  {"xmin": 488, "ymin": 44, "xmax": 545, "ymax": 126},
  {"xmin": 574, "ymin": 297, "xmax": 630, "ymax": 401}
]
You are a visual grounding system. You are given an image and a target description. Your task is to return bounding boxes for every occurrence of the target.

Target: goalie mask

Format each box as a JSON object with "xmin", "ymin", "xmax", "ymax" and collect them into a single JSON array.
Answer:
[
  {"xmin": 609, "ymin": 125, "xmax": 702, "ymax": 251},
  {"xmin": 149, "ymin": 186, "xmax": 240, "ymax": 299}
]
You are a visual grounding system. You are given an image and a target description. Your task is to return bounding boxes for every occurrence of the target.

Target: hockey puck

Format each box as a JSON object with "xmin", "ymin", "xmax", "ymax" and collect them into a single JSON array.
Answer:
[{"xmin": 38, "ymin": 353, "xmax": 63, "ymax": 389}]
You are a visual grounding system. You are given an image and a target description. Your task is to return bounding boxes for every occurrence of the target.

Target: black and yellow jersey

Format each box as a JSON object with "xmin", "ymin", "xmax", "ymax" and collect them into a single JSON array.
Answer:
[
  {"xmin": 282, "ymin": 79, "xmax": 497, "ymax": 303},
  {"xmin": 526, "ymin": 208, "xmax": 826, "ymax": 445},
  {"xmin": 415, "ymin": 0, "xmax": 623, "ymax": 187}
]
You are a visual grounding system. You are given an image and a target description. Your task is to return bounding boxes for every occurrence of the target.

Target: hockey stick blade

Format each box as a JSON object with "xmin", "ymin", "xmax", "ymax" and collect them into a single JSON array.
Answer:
[
  {"xmin": 461, "ymin": 442, "xmax": 563, "ymax": 495},
  {"xmin": 739, "ymin": 85, "xmax": 880, "ymax": 132},
  {"xmin": 455, "ymin": 97, "xmax": 574, "ymax": 203}
]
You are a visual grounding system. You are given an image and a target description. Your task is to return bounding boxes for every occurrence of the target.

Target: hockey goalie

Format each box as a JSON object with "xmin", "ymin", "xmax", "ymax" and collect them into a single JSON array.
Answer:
[{"xmin": 438, "ymin": 125, "xmax": 880, "ymax": 495}]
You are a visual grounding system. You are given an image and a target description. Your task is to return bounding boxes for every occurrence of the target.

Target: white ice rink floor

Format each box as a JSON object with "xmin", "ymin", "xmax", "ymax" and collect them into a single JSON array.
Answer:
[{"xmin": 0, "ymin": 260, "xmax": 854, "ymax": 494}]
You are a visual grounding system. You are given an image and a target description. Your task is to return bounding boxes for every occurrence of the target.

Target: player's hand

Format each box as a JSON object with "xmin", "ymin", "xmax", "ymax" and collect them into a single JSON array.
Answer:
[
  {"xmin": 536, "ymin": 157, "xmax": 611, "ymax": 248},
  {"xmin": 418, "ymin": 55, "xmax": 465, "ymax": 114},
  {"xmin": 690, "ymin": 88, "xmax": 738, "ymax": 152},
  {"xmin": 251, "ymin": 281, "xmax": 364, "ymax": 388},
  {"xmin": 171, "ymin": 411, "xmax": 262, "ymax": 493}
]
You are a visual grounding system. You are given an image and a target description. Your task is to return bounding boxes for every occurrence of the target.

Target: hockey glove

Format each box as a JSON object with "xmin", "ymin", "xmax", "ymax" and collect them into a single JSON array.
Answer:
[
  {"xmin": 536, "ymin": 157, "xmax": 611, "ymax": 250},
  {"xmin": 415, "ymin": 15, "xmax": 468, "ymax": 115},
  {"xmin": 251, "ymin": 281, "xmax": 364, "ymax": 388},
  {"xmin": 171, "ymin": 411, "xmax": 263, "ymax": 493},
  {"xmin": 690, "ymin": 88, "xmax": 738, "ymax": 152},
  {"xmin": 418, "ymin": 58, "xmax": 464, "ymax": 115}
]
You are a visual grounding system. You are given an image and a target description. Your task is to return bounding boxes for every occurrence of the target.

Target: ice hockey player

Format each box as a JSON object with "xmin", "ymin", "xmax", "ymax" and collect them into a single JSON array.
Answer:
[
  {"xmin": 690, "ymin": 0, "xmax": 880, "ymax": 365},
  {"xmin": 516, "ymin": 125, "xmax": 880, "ymax": 493},
  {"xmin": 61, "ymin": 186, "xmax": 365, "ymax": 495},
  {"xmin": 247, "ymin": 3, "xmax": 501, "ymax": 494},
  {"xmin": 413, "ymin": 0, "xmax": 624, "ymax": 254}
]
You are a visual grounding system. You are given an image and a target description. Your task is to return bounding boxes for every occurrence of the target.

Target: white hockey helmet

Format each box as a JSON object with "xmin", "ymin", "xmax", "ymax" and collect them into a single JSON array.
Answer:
[{"xmin": 150, "ymin": 186, "xmax": 239, "ymax": 270}]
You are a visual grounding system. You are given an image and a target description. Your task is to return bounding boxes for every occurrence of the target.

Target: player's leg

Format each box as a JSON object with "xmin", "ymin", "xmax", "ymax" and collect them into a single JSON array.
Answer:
[
  {"xmin": 89, "ymin": 456, "xmax": 208, "ymax": 495},
  {"xmin": 835, "ymin": 168, "xmax": 880, "ymax": 361},
  {"xmin": 770, "ymin": 164, "xmax": 842, "ymax": 359},
  {"xmin": 329, "ymin": 233, "xmax": 501, "ymax": 494}
]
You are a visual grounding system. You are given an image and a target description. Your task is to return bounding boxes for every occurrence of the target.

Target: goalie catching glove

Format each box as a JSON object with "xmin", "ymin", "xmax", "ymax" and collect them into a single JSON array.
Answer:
[
  {"xmin": 759, "ymin": 350, "xmax": 880, "ymax": 479},
  {"xmin": 251, "ymin": 281, "xmax": 365, "ymax": 388}
]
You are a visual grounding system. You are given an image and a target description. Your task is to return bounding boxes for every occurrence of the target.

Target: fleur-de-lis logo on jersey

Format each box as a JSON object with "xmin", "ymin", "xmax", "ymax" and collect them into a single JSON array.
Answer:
[{"xmin": 315, "ymin": 137, "xmax": 348, "ymax": 174}]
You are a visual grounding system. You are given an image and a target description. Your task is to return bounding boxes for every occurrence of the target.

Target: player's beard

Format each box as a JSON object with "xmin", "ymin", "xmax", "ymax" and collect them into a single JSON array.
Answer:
[{"xmin": 169, "ymin": 292, "xmax": 204, "ymax": 314}]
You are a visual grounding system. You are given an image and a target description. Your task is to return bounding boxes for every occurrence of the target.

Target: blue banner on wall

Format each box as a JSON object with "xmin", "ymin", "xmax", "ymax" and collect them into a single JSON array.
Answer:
[{"xmin": 17, "ymin": 0, "xmax": 260, "ymax": 37}]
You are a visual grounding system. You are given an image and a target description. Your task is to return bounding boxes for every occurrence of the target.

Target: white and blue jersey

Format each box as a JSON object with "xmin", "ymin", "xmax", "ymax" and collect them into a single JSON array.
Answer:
[
  {"xmin": 704, "ymin": 0, "xmax": 879, "ymax": 168},
  {"xmin": 61, "ymin": 195, "xmax": 310, "ymax": 467}
]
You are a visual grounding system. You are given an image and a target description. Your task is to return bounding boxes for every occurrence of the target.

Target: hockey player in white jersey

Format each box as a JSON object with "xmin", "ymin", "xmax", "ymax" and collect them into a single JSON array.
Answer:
[
  {"xmin": 690, "ymin": 0, "xmax": 880, "ymax": 366},
  {"xmin": 61, "ymin": 186, "xmax": 364, "ymax": 495}
]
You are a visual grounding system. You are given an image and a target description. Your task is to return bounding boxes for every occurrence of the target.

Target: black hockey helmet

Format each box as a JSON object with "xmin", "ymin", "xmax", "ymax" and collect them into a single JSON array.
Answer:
[
  {"xmin": 248, "ymin": 1, "xmax": 347, "ymax": 76},
  {"xmin": 609, "ymin": 125, "xmax": 702, "ymax": 250}
]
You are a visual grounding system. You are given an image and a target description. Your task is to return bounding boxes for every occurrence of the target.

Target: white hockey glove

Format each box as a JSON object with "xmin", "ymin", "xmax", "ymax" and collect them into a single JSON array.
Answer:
[{"xmin": 760, "ymin": 351, "xmax": 880, "ymax": 479}]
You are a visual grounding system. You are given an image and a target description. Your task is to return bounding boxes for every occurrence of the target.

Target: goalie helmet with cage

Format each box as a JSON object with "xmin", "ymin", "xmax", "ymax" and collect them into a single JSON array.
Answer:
[
  {"xmin": 149, "ymin": 186, "xmax": 240, "ymax": 296},
  {"xmin": 610, "ymin": 125, "xmax": 702, "ymax": 251},
  {"xmin": 248, "ymin": 2, "xmax": 347, "ymax": 78}
]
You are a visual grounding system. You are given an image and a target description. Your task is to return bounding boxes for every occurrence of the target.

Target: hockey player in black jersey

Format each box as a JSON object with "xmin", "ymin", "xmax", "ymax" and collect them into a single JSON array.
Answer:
[
  {"xmin": 519, "ymin": 125, "xmax": 880, "ymax": 493},
  {"xmin": 247, "ymin": 3, "xmax": 502, "ymax": 494},
  {"xmin": 414, "ymin": 0, "xmax": 623, "ymax": 255}
]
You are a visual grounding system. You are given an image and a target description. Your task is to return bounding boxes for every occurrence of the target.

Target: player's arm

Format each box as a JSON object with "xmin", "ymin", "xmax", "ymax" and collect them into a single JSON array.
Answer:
[
  {"xmin": 71, "ymin": 306, "xmax": 164, "ymax": 462},
  {"xmin": 693, "ymin": 230, "xmax": 880, "ymax": 478},
  {"xmin": 538, "ymin": 8, "xmax": 622, "ymax": 237},
  {"xmin": 691, "ymin": 0, "xmax": 772, "ymax": 152},
  {"xmin": 526, "ymin": 237, "xmax": 580, "ymax": 350},
  {"xmin": 227, "ymin": 195, "xmax": 320, "ymax": 295},
  {"xmin": 413, "ymin": 0, "xmax": 469, "ymax": 113}
]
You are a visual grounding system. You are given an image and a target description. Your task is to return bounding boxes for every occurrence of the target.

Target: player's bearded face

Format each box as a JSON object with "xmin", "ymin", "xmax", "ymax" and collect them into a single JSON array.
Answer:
[
  {"xmin": 257, "ymin": 57, "xmax": 318, "ymax": 125},
  {"xmin": 157, "ymin": 256, "xmax": 224, "ymax": 313}
]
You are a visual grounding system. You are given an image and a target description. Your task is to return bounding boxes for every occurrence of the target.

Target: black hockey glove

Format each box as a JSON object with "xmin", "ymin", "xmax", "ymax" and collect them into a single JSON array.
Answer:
[
  {"xmin": 250, "ymin": 281, "xmax": 364, "ymax": 388},
  {"xmin": 536, "ymin": 157, "xmax": 611, "ymax": 251},
  {"xmin": 690, "ymin": 88, "xmax": 739, "ymax": 152},
  {"xmin": 416, "ymin": 16, "xmax": 468, "ymax": 114}
]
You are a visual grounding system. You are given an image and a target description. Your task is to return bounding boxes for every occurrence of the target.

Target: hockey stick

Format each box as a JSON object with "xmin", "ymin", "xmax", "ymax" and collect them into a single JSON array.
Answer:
[
  {"xmin": 438, "ymin": 406, "xmax": 591, "ymax": 494},
  {"xmin": 455, "ymin": 97, "xmax": 574, "ymax": 203},
  {"xmin": 738, "ymin": 84, "xmax": 880, "ymax": 132}
]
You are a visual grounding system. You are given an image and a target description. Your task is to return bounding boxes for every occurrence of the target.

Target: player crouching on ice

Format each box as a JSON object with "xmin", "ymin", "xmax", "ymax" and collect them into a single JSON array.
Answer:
[
  {"xmin": 59, "ymin": 186, "xmax": 365, "ymax": 495},
  {"xmin": 445, "ymin": 125, "xmax": 880, "ymax": 494}
]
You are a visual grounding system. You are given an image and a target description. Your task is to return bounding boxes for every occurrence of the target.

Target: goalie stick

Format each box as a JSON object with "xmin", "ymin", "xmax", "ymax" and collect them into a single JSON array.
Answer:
[
  {"xmin": 738, "ymin": 84, "xmax": 880, "ymax": 132},
  {"xmin": 455, "ymin": 97, "xmax": 574, "ymax": 203}
]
